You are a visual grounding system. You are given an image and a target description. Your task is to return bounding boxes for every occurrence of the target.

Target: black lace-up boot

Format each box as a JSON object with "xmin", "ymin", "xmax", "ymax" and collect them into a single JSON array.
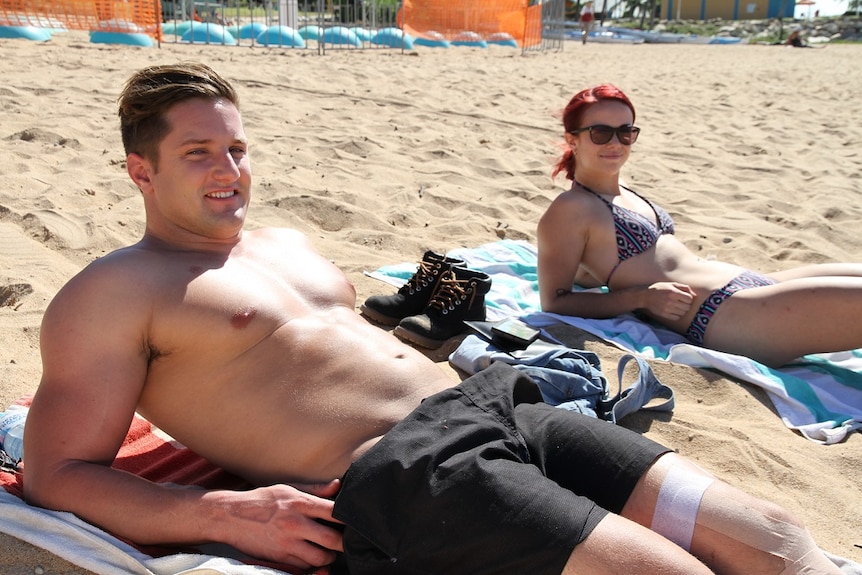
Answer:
[
  {"xmin": 360, "ymin": 251, "xmax": 465, "ymax": 326},
  {"xmin": 393, "ymin": 266, "xmax": 492, "ymax": 349}
]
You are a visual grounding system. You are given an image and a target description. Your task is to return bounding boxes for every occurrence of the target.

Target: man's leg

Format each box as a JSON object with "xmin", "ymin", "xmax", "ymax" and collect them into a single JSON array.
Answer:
[
  {"xmin": 563, "ymin": 512, "xmax": 715, "ymax": 574},
  {"xmin": 618, "ymin": 453, "xmax": 841, "ymax": 575},
  {"xmin": 515, "ymin": 402, "xmax": 710, "ymax": 574}
]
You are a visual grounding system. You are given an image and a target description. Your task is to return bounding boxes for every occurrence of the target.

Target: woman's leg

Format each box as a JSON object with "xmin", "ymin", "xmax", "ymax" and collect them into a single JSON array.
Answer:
[
  {"xmin": 769, "ymin": 263, "xmax": 862, "ymax": 281},
  {"xmin": 573, "ymin": 452, "xmax": 841, "ymax": 575},
  {"xmin": 702, "ymin": 276, "xmax": 862, "ymax": 367}
]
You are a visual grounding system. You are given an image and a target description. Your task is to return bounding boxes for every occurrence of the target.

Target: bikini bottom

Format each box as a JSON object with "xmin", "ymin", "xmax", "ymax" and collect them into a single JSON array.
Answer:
[{"xmin": 685, "ymin": 270, "xmax": 777, "ymax": 346}]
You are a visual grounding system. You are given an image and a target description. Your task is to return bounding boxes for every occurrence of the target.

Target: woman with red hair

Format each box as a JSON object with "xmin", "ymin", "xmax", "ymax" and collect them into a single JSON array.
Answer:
[{"xmin": 538, "ymin": 84, "xmax": 862, "ymax": 367}]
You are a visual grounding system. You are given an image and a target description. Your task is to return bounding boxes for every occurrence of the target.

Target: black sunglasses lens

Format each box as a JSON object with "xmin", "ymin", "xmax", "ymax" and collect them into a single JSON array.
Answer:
[
  {"xmin": 618, "ymin": 127, "xmax": 637, "ymax": 145},
  {"xmin": 589, "ymin": 126, "xmax": 615, "ymax": 145},
  {"xmin": 577, "ymin": 125, "xmax": 639, "ymax": 145}
]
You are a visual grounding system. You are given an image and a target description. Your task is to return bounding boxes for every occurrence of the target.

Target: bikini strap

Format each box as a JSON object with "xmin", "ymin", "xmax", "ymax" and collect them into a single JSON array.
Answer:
[
  {"xmin": 575, "ymin": 181, "xmax": 619, "ymax": 286},
  {"xmin": 575, "ymin": 181, "xmax": 612, "ymax": 206}
]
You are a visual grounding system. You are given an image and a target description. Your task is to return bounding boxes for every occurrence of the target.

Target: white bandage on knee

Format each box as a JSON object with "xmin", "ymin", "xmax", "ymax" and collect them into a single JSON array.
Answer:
[
  {"xmin": 698, "ymin": 503, "xmax": 839, "ymax": 575},
  {"xmin": 650, "ymin": 464, "xmax": 714, "ymax": 551},
  {"xmin": 650, "ymin": 465, "xmax": 838, "ymax": 574}
]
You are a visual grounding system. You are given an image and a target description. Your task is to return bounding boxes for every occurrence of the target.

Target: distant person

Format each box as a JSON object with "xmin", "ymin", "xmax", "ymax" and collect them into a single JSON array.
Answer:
[
  {"xmin": 766, "ymin": 29, "xmax": 822, "ymax": 48},
  {"xmin": 538, "ymin": 83, "xmax": 862, "ymax": 368},
  {"xmin": 580, "ymin": 0, "xmax": 595, "ymax": 44},
  {"xmin": 786, "ymin": 29, "xmax": 808, "ymax": 47}
]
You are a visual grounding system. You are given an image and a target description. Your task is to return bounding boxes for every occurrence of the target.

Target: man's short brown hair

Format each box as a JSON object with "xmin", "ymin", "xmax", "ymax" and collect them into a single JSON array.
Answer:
[{"xmin": 118, "ymin": 62, "xmax": 239, "ymax": 170}]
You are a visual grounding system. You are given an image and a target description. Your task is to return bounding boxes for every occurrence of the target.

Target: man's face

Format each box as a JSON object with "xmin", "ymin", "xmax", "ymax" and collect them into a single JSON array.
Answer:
[{"xmin": 133, "ymin": 97, "xmax": 252, "ymax": 243}]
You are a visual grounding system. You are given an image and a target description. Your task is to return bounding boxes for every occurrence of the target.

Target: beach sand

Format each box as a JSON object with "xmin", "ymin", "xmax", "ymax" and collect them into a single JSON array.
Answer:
[{"xmin": 0, "ymin": 31, "xmax": 860, "ymax": 573}]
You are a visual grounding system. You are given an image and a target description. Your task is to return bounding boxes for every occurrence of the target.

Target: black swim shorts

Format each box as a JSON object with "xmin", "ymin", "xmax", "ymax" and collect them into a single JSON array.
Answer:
[{"xmin": 332, "ymin": 362, "xmax": 669, "ymax": 575}]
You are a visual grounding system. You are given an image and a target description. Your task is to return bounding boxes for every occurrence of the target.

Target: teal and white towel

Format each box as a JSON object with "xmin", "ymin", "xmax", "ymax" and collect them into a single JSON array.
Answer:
[{"xmin": 367, "ymin": 240, "xmax": 862, "ymax": 444}]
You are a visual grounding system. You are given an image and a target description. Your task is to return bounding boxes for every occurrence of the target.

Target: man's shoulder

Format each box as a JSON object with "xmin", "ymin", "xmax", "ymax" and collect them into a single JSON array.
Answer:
[
  {"xmin": 54, "ymin": 241, "xmax": 185, "ymax": 303},
  {"xmin": 79, "ymin": 242, "xmax": 166, "ymax": 280},
  {"xmin": 43, "ymin": 244, "xmax": 165, "ymax": 331}
]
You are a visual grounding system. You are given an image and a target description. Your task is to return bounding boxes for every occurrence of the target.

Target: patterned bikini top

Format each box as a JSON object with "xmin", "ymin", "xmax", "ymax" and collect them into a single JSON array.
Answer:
[{"xmin": 579, "ymin": 182, "xmax": 675, "ymax": 285}]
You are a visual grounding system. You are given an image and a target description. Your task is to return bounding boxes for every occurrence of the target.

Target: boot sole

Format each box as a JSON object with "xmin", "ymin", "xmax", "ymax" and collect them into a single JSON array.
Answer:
[
  {"xmin": 392, "ymin": 325, "xmax": 447, "ymax": 349},
  {"xmin": 359, "ymin": 305, "xmax": 403, "ymax": 327}
]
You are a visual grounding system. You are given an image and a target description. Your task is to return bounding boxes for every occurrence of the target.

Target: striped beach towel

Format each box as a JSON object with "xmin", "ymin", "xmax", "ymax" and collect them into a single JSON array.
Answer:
[{"xmin": 367, "ymin": 240, "xmax": 862, "ymax": 444}]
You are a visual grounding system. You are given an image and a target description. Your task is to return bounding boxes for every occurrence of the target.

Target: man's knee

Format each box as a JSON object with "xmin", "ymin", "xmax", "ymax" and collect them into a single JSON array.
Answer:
[
  {"xmin": 647, "ymin": 458, "xmax": 838, "ymax": 574},
  {"xmin": 697, "ymin": 495, "xmax": 836, "ymax": 574}
]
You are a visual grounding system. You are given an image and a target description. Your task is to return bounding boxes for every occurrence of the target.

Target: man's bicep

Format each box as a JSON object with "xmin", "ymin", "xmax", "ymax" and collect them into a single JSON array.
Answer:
[{"xmin": 32, "ymin": 279, "xmax": 150, "ymax": 465}]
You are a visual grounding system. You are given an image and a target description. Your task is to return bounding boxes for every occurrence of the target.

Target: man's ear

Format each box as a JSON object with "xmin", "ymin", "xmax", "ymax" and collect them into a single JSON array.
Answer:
[{"xmin": 126, "ymin": 153, "xmax": 154, "ymax": 193}]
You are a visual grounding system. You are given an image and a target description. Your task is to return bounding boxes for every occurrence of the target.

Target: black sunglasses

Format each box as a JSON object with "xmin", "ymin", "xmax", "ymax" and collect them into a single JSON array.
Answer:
[{"xmin": 569, "ymin": 124, "xmax": 640, "ymax": 145}]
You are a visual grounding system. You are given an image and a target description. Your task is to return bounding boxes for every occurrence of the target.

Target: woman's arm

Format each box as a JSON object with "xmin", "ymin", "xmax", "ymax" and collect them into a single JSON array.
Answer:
[
  {"xmin": 537, "ymin": 194, "xmax": 646, "ymax": 317},
  {"xmin": 537, "ymin": 194, "xmax": 694, "ymax": 321}
]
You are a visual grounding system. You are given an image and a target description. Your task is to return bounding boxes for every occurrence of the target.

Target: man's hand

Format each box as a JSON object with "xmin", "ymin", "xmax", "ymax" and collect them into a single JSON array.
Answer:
[
  {"xmin": 644, "ymin": 282, "xmax": 696, "ymax": 321},
  {"xmin": 221, "ymin": 479, "xmax": 344, "ymax": 569}
]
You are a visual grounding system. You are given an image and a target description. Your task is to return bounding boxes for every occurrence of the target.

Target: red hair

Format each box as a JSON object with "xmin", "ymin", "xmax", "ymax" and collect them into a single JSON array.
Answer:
[{"xmin": 551, "ymin": 84, "xmax": 636, "ymax": 181}]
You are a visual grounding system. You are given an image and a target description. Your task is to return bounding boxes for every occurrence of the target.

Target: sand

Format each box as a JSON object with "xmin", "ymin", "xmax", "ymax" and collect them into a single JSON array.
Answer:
[{"xmin": 0, "ymin": 31, "xmax": 860, "ymax": 573}]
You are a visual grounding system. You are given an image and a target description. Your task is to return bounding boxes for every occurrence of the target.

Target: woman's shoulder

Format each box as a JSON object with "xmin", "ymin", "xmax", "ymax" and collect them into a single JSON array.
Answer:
[
  {"xmin": 540, "ymin": 188, "xmax": 604, "ymax": 229},
  {"xmin": 554, "ymin": 186, "xmax": 607, "ymax": 211}
]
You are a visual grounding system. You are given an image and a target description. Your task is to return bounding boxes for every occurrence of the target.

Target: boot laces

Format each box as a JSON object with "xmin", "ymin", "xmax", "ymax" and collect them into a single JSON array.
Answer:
[
  {"xmin": 427, "ymin": 271, "xmax": 475, "ymax": 315},
  {"xmin": 401, "ymin": 259, "xmax": 442, "ymax": 295}
]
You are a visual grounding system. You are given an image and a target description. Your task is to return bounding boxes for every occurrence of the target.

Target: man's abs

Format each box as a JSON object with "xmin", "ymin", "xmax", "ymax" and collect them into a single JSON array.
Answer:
[{"xmin": 137, "ymin": 308, "xmax": 455, "ymax": 484}]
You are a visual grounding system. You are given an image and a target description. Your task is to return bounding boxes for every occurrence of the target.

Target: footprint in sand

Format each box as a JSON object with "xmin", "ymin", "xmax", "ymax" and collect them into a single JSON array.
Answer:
[
  {"xmin": 272, "ymin": 194, "xmax": 376, "ymax": 233},
  {"xmin": 22, "ymin": 210, "xmax": 94, "ymax": 250},
  {"xmin": 0, "ymin": 283, "xmax": 34, "ymax": 308},
  {"xmin": 6, "ymin": 128, "xmax": 82, "ymax": 150}
]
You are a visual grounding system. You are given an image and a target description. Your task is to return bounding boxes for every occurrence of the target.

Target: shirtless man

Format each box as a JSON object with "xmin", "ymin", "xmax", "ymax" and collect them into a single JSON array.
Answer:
[{"xmin": 23, "ymin": 63, "xmax": 842, "ymax": 575}]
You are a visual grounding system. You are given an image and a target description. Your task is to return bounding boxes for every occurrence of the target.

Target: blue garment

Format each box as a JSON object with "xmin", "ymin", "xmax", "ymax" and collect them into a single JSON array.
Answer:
[
  {"xmin": 450, "ymin": 334, "xmax": 674, "ymax": 423},
  {"xmin": 506, "ymin": 348, "xmax": 608, "ymax": 417}
]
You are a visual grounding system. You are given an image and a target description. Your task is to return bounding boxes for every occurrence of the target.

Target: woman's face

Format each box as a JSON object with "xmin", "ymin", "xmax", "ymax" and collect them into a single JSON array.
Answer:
[{"xmin": 567, "ymin": 100, "xmax": 635, "ymax": 177}]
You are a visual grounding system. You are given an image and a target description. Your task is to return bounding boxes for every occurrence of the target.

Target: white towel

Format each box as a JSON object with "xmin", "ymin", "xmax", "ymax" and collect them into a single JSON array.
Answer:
[{"xmin": 0, "ymin": 491, "xmax": 294, "ymax": 575}]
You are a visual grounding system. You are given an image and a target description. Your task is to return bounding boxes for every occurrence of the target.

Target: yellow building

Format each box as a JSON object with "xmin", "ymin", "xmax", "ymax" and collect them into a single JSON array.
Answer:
[{"xmin": 662, "ymin": 0, "xmax": 795, "ymax": 19}]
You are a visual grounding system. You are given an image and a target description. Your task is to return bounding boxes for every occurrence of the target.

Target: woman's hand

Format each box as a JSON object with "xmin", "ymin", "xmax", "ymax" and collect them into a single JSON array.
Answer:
[{"xmin": 644, "ymin": 282, "xmax": 696, "ymax": 321}]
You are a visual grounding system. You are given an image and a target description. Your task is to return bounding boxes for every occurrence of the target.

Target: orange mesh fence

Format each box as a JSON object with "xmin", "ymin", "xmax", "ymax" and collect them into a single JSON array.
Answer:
[
  {"xmin": 0, "ymin": 0, "xmax": 162, "ymax": 39},
  {"xmin": 400, "ymin": 0, "xmax": 544, "ymax": 48},
  {"xmin": 523, "ymin": 3, "xmax": 543, "ymax": 47}
]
